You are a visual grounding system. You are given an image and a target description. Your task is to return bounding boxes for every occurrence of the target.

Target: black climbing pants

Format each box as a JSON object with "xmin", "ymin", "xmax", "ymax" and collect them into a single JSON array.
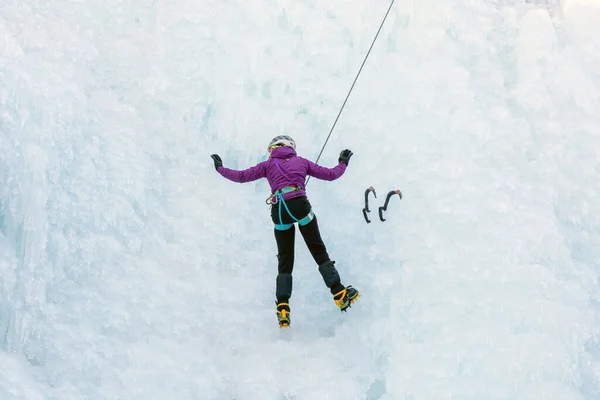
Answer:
[{"xmin": 271, "ymin": 196, "xmax": 344, "ymax": 303}]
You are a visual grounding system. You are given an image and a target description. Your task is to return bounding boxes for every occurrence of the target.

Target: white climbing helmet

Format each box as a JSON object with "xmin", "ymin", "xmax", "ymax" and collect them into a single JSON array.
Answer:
[{"xmin": 268, "ymin": 135, "xmax": 296, "ymax": 150}]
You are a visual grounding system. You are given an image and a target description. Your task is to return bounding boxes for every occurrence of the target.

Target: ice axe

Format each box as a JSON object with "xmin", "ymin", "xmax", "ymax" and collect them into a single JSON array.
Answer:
[
  {"xmin": 362, "ymin": 186, "xmax": 377, "ymax": 223},
  {"xmin": 379, "ymin": 190, "xmax": 402, "ymax": 222}
]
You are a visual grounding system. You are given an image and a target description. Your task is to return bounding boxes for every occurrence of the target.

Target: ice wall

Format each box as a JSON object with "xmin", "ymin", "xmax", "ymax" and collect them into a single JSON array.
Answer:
[{"xmin": 1, "ymin": 0, "xmax": 600, "ymax": 398}]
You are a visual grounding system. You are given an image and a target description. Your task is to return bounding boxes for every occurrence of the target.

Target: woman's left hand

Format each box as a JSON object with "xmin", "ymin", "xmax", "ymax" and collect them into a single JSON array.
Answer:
[{"xmin": 211, "ymin": 154, "xmax": 223, "ymax": 170}]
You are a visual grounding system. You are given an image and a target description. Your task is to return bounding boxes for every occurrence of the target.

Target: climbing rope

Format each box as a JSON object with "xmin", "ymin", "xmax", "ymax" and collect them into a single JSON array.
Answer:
[{"xmin": 306, "ymin": 0, "xmax": 397, "ymax": 186}]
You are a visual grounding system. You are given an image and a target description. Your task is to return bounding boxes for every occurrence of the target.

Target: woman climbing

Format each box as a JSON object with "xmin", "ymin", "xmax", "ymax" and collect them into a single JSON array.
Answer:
[{"xmin": 210, "ymin": 135, "xmax": 360, "ymax": 328}]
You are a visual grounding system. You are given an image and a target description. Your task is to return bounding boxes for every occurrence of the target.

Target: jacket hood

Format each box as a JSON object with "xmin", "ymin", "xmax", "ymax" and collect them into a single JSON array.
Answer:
[{"xmin": 269, "ymin": 146, "xmax": 297, "ymax": 159}]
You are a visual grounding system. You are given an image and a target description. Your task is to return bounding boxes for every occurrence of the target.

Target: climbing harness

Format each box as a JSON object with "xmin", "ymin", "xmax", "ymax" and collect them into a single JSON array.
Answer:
[
  {"xmin": 264, "ymin": 158, "xmax": 313, "ymax": 230},
  {"xmin": 266, "ymin": 158, "xmax": 315, "ymax": 231},
  {"xmin": 306, "ymin": 0, "xmax": 396, "ymax": 187},
  {"xmin": 379, "ymin": 189, "xmax": 402, "ymax": 222},
  {"xmin": 362, "ymin": 186, "xmax": 377, "ymax": 223},
  {"xmin": 268, "ymin": 186, "xmax": 315, "ymax": 231}
]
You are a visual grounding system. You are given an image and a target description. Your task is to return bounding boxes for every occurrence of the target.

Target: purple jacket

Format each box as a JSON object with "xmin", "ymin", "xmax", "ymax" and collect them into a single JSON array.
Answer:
[{"xmin": 217, "ymin": 146, "xmax": 347, "ymax": 200}]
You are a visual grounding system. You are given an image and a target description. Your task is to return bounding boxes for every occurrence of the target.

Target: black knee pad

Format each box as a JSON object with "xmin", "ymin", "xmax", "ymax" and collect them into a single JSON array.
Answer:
[
  {"xmin": 276, "ymin": 273, "xmax": 293, "ymax": 301},
  {"xmin": 318, "ymin": 261, "xmax": 340, "ymax": 288}
]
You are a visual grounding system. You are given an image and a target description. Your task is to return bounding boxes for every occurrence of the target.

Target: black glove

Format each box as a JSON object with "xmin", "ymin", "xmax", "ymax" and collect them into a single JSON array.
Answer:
[
  {"xmin": 338, "ymin": 149, "xmax": 353, "ymax": 166},
  {"xmin": 210, "ymin": 154, "xmax": 223, "ymax": 171}
]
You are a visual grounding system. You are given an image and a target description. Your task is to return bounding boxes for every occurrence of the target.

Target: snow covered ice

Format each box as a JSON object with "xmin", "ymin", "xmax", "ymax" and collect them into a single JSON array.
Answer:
[{"xmin": 2, "ymin": 0, "xmax": 600, "ymax": 398}]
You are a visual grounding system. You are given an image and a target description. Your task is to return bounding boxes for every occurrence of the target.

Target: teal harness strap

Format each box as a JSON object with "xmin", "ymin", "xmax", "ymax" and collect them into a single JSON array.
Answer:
[
  {"xmin": 275, "ymin": 199, "xmax": 293, "ymax": 231},
  {"xmin": 272, "ymin": 188, "xmax": 314, "ymax": 231}
]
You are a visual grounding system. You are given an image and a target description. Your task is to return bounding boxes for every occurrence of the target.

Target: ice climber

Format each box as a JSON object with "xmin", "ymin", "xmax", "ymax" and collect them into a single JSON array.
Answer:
[{"xmin": 210, "ymin": 135, "xmax": 360, "ymax": 328}]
